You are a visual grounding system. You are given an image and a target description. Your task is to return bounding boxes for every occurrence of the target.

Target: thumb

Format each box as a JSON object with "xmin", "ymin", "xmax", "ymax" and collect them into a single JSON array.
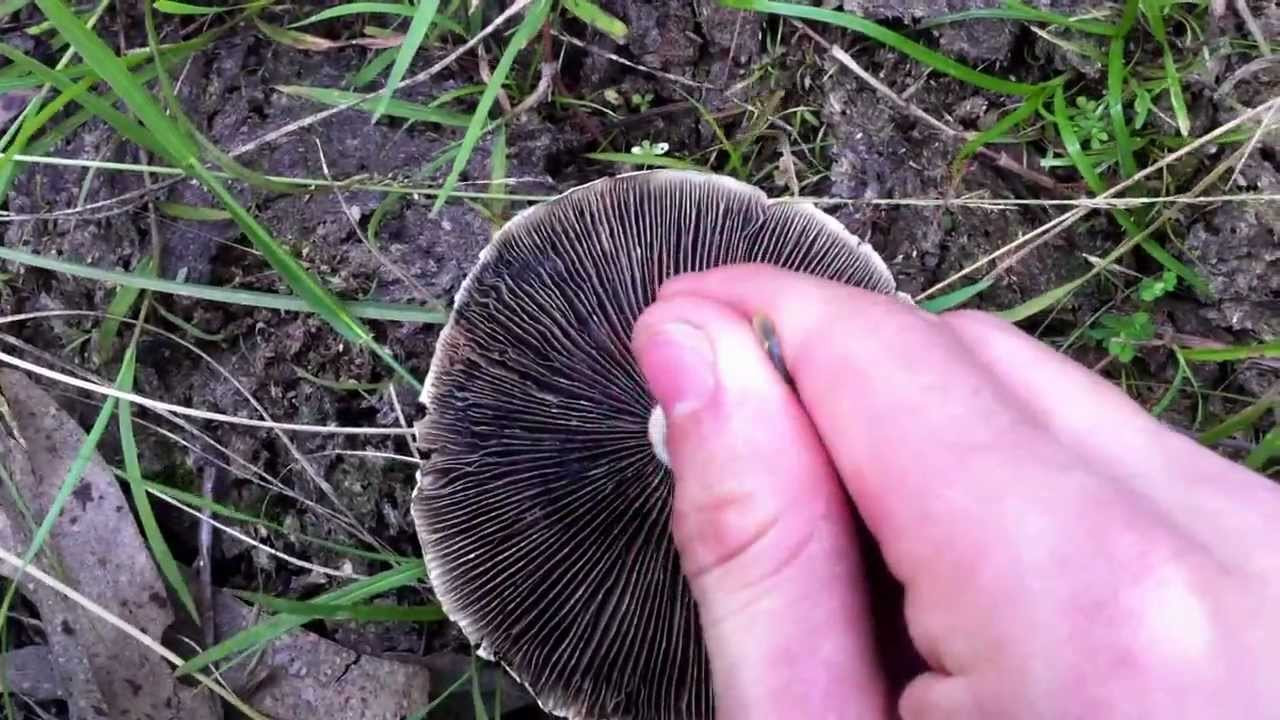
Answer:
[{"xmin": 632, "ymin": 295, "xmax": 886, "ymax": 720}]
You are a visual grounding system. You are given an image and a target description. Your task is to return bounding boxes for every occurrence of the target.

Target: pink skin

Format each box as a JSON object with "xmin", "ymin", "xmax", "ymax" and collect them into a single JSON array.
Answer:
[{"xmin": 630, "ymin": 264, "xmax": 1280, "ymax": 720}]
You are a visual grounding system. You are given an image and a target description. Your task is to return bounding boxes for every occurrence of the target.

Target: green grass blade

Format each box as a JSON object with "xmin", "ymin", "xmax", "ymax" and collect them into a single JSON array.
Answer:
[
  {"xmin": 584, "ymin": 151, "xmax": 706, "ymax": 171},
  {"xmin": 373, "ymin": 0, "xmax": 440, "ymax": 121},
  {"xmin": 154, "ymin": 0, "xmax": 267, "ymax": 14},
  {"xmin": 176, "ymin": 562, "xmax": 425, "ymax": 675},
  {"xmin": 1131, "ymin": 237, "xmax": 1205, "ymax": 295},
  {"xmin": 1245, "ymin": 426, "xmax": 1280, "ymax": 472},
  {"xmin": 94, "ymin": 255, "xmax": 151, "ymax": 365},
  {"xmin": 1052, "ymin": 85, "xmax": 1208, "ymax": 294},
  {"xmin": 26, "ymin": 3, "xmax": 183, "ymax": 163},
  {"xmin": 36, "ymin": 0, "xmax": 421, "ymax": 386},
  {"xmin": 350, "ymin": 47, "xmax": 399, "ymax": 88},
  {"xmin": 0, "ymin": 73, "xmax": 93, "ymax": 205},
  {"xmin": 0, "ymin": 42, "xmax": 168, "ymax": 164},
  {"xmin": 471, "ymin": 653, "xmax": 490, "ymax": 720},
  {"xmin": 0, "ymin": 245, "xmax": 448, "ymax": 324},
  {"xmin": 432, "ymin": 0, "xmax": 551, "ymax": 213},
  {"xmin": 294, "ymin": 364, "xmax": 392, "ymax": 391},
  {"xmin": 1051, "ymin": 84, "xmax": 1105, "ymax": 190},
  {"xmin": 952, "ymin": 87, "xmax": 1046, "ymax": 171},
  {"xmin": 719, "ymin": 0, "xmax": 1042, "ymax": 96},
  {"xmin": 407, "ymin": 670, "xmax": 474, "ymax": 720},
  {"xmin": 156, "ymin": 201, "xmax": 233, "ymax": 221},
  {"xmin": 289, "ymin": 1, "xmax": 414, "ymax": 27},
  {"xmin": 1149, "ymin": 348, "xmax": 1185, "ymax": 417},
  {"xmin": 919, "ymin": 278, "xmax": 993, "ymax": 312},
  {"xmin": 139, "ymin": 479, "xmax": 410, "ymax": 564},
  {"xmin": 0, "ymin": 24, "xmax": 213, "ymax": 91},
  {"xmin": 18, "ymin": 392, "xmax": 117, "ymax": 566},
  {"xmin": 146, "ymin": 12, "xmax": 298, "ymax": 195},
  {"xmin": 1199, "ymin": 397, "xmax": 1274, "ymax": 446},
  {"xmin": 230, "ymin": 590, "xmax": 444, "ymax": 621},
  {"xmin": 152, "ymin": 304, "xmax": 230, "ymax": 342},
  {"xmin": 367, "ymin": 194, "xmax": 406, "ymax": 249},
  {"xmin": 562, "ymin": 0, "xmax": 629, "ymax": 42},
  {"xmin": 118, "ymin": 341, "xmax": 200, "ymax": 622},
  {"xmin": 1107, "ymin": 0, "xmax": 1140, "ymax": 178},
  {"xmin": 919, "ymin": 0, "xmax": 1118, "ymax": 35},
  {"xmin": 0, "ymin": 0, "xmax": 33, "ymax": 17},
  {"xmin": 680, "ymin": 89, "xmax": 744, "ymax": 177},
  {"xmin": 1179, "ymin": 340, "xmax": 1280, "ymax": 362},
  {"xmin": 1140, "ymin": 0, "xmax": 1189, "ymax": 136},
  {"xmin": 488, "ymin": 123, "xmax": 508, "ymax": 220},
  {"xmin": 275, "ymin": 84, "xmax": 471, "ymax": 126},
  {"xmin": 999, "ymin": 275, "xmax": 1088, "ymax": 321}
]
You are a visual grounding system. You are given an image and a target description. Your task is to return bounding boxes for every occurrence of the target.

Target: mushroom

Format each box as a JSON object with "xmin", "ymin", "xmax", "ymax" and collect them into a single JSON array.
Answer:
[{"xmin": 412, "ymin": 170, "xmax": 901, "ymax": 720}]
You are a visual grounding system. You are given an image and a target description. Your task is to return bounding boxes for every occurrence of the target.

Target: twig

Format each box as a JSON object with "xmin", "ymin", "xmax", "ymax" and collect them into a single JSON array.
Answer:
[
  {"xmin": 1233, "ymin": 0, "xmax": 1272, "ymax": 56},
  {"xmin": 387, "ymin": 386, "xmax": 422, "ymax": 463},
  {"xmin": 511, "ymin": 23, "xmax": 557, "ymax": 118},
  {"xmin": 796, "ymin": 21, "xmax": 954, "ymax": 136},
  {"xmin": 476, "ymin": 44, "xmax": 513, "ymax": 114},
  {"xmin": 1215, "ymin": 56, "xmax": 1280, "ymax": 101},
  {"xmin": 1226, "ymin": 100, "xmax": 1278, "ymax": 187},
  {"xmin": 197, "ymin": 463, "xmax": 217, "ymax": 650}
]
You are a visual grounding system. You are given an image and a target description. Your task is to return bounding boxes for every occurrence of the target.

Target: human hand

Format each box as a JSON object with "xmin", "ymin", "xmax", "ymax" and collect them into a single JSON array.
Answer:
[{"xmin": 630, "ymin": 264, "xmax": 1280, "ymax": 720}]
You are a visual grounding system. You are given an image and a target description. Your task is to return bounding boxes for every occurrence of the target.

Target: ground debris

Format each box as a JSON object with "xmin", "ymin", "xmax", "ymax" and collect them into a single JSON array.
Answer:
[
  {"xmin": 0, "ymin": 369, "xmax": 437, "ymax": 719},
  {"xmin": 835, "ymin": 0, "xmax": 1091, "ymax": 63},
  {"xmin": 208, "ymin": 583, "xmax": 432, "ymax": 720},
  {"xmin": 0, "ymin": 369, "xmax": 219, "ymax": 720},
  {"xmin": 0, "ymin": 645, "xmax": 65, "ymax": 702}
]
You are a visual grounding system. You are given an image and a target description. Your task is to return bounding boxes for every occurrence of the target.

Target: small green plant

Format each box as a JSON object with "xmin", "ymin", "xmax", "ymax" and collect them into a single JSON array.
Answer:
[
  {"xmin": 1071, "ymin": 96, "xmax": 1110, "ymax": 150},
  {"xmin": 1089, "ymin": 270, "xmax": 1177, "ymax": 363},
  {"xmin": 602, "ymin": 87, "xmax": 654, "ymax": 113},
  {"xmin": 630, "ymin": 139, "xmax": 668, "ymax": 156},
  {"xmin": 629, "ymin": 90, "xmax": 654, "ymax": 112},
  {"xmin": 1090, "ymin": 311, "xmax": 1155, "ymax": 363},
  {"xmin": 1138, "ymin": 269, "xmax": 1178, "ymax": 302}
]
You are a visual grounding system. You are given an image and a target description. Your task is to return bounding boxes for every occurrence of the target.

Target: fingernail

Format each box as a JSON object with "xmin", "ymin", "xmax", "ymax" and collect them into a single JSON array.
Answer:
[{"xmin": 634, "ymin": 321, "xmax": 716, "ymax": 417}]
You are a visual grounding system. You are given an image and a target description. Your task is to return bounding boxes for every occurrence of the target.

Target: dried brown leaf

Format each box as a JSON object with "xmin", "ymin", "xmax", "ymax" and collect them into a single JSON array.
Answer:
[{"xmin": 0, "ymin": 370, "xmax": 219, "ymax": 720}]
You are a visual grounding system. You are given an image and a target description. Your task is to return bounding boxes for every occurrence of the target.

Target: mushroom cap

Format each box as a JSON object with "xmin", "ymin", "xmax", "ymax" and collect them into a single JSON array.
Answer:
[{"xmin": 413, "ymin": 170, "xmax": 899, "ymax": 720}]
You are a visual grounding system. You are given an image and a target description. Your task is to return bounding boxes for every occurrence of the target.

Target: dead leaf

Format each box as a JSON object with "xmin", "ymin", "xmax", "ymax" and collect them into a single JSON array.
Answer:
[
  {"xmin": 0, "ymin": 90, "xmax": 36, "ymax": 131},
  {"xmin": 0, "ymin": 369, "xmax": 219, "ymax": 720},
  {"xmin": 0, "ymin": 371, "xmax": 438, "ymax": 717},
  {"xmin": 207, "ymin": 583, "xmax": 432, "ymax": 720},
  {"xmin": 1, "ymin": 646, "xmax": 64, "ymax": 702}
]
